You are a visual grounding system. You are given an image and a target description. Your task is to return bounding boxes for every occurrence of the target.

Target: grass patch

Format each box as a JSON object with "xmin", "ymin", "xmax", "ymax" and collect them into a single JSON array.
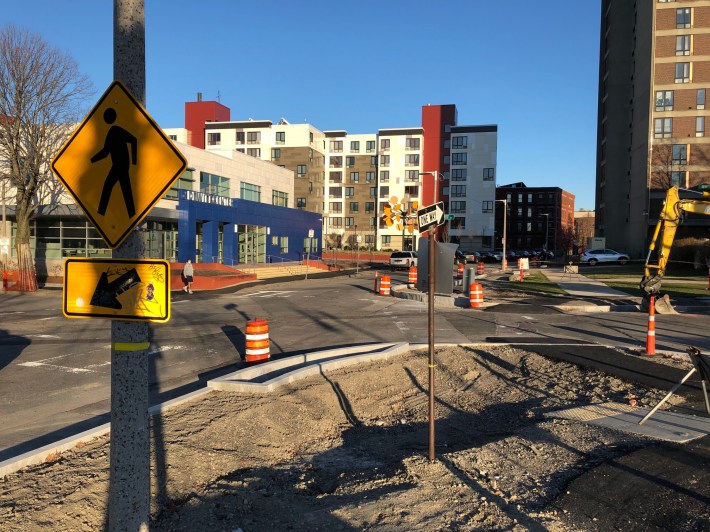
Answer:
[
  {"xmin": 592, "ymin": 279, "xmax": 709, "ymax": 299},
  {"xmin": 494, "ymin": 271, "xmax": 567, "ymax": 296}
]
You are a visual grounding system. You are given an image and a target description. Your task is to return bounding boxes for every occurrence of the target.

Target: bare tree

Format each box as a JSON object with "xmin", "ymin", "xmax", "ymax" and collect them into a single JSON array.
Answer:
[
  {"xmin": 0, "ymin": 25, "xmax": 92, "ymax": 291},
  {"xmin": 650, "ymin": 143, "xmax": 678, "ymax": 190}
]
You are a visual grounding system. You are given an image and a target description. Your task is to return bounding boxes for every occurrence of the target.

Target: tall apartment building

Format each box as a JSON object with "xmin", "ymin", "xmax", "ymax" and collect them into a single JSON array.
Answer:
[
  {"xmin": 597, "ymin": 0, "xmax": 710, "ymax": 258},
  {"xmin": 495, "ymin": 183, "xmax": 575, "ymax": 255},
  {"xmin": 175, "ymin": 97, "xmax": 498, "ymax": 252}
]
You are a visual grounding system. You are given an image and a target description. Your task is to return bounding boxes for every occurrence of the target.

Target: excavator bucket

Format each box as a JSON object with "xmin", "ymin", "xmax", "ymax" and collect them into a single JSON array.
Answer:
[{"xmin": 655, "ymin": 294, "xmax": 679, "ymax": 315}]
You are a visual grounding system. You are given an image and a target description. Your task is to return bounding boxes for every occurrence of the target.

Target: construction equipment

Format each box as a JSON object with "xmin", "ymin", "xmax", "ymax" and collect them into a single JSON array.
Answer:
[{"xmin": 640, "ymin": 185, "xmax": 710, "ymax": 313}]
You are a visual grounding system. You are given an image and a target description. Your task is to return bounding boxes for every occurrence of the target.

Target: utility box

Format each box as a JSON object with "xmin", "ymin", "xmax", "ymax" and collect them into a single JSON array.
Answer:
[
  {"xmin": 587, "ymin": 237, "xmax": 605, "ymax": 249},
  {"xmin": 416, "ymin": 238, "xmax": 457, "ymax": 294}
]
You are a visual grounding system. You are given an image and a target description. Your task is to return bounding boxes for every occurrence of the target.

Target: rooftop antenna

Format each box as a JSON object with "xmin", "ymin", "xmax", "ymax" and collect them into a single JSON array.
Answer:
[{"xmin": 217, "ymin": 90, "xmax": 221, "ymax": 102}]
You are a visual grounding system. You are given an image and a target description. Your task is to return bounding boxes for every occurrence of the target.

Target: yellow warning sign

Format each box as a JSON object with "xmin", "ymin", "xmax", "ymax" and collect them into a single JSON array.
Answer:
[
  {"xmin": 63, "ymin": 258, "xmax": 171, "ymax": 322},
  {"xmin": 51, "ymin": 80, "xmax": 187, "ymax": 248}
]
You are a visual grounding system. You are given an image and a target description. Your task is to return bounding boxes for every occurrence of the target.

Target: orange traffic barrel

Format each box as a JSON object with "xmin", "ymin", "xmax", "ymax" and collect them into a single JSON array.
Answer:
[
  {"xmin": 245, "ymin": 318, "xmax": 270, "ymax": 363},
  {"xmin": 469, "ymin": 282, "xmax": 484, "ymax": 308},
  {"xmin": 408, "ymin": 265, "xmax": 417, "ymax": 288},
  {"xmin": 379, "ymin": 274, "xmax": 391, "ymax": 296},
  {"xmin": 476, "ymin": 261, "xmax": 485, "ymax": 275},
  {"xmin": 457, "ymin": 263, "xmax": 464, "ymax": 279},
  {"xmin": 646, "ymin": 296, "xmax": 656, "ymax": 355}
]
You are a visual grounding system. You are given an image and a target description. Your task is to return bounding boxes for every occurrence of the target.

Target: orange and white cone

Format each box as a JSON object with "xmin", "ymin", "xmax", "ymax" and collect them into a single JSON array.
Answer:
[{"xmin": 646, "ymin": 296, "xmax": 656, "ymax": 355}]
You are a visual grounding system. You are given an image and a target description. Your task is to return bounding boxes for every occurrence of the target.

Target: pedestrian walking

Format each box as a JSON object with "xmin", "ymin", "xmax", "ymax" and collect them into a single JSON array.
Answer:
[{"xmin": 182, "ymin": 259, "xmax": 194, "ymax": 294}]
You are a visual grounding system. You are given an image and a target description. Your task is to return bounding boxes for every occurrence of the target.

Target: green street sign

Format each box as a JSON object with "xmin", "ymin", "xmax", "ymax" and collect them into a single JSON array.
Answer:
[{"xmin": 444, "ymin": 214, "xmax": 455, "ymax": 221}]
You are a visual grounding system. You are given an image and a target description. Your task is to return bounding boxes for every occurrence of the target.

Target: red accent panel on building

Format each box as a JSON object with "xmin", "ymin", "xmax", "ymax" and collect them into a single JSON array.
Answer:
[
  {"xmin": 421, "ymin": 104, "xmax": 457, "ymax": 207},
  {"xmin": 185, "ymin": 101, "xmax": 231, "ymax": 149}
]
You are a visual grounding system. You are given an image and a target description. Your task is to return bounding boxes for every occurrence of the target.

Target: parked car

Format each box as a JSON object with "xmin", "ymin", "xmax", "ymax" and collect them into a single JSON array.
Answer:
[
  {"xmin": 389, "ymin": 251, "xmax": 417, "ymax": 270},
  {"xmin": 580, "ymin": 248, "xmax": 630, "ymax": 266},
  {"xmin": 462, "ymin": 250, "xmax": 480, "ymax": 263},
  {"xmin": 454, "ymin": 249, "xmax": 467, "ymax": 265}
]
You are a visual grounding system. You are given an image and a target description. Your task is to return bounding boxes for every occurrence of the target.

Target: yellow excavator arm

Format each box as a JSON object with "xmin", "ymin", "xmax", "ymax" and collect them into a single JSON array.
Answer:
[{"xmin": 640, "ymin": 185, "xmax": 710, "ymax": 297}]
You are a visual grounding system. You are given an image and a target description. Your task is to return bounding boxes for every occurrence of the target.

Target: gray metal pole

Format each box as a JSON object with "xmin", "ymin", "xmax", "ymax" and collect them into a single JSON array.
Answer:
[
  {"xmin": 109, "ymin": 1, "xmax": 150, "ymax": 530},
  {"xmin": 428, "ymin": 227, "xmax": 436, "ymax": 461}
]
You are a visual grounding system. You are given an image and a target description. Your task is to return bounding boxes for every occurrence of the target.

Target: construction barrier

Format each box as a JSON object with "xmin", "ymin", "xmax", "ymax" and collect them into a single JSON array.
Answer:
[
  {"xmin": 374, "ymin": 270, "xmax": 380, "ymax": 293},
  {"xmin": 476, "ymin": 261, "xmax": 485, "ymax": 276},
  {"xmin": 517, "ymin": 258, "xmax": 523, "ymax": 271},
  {"xmin": 245, "ymin": 318, "xmax": 270, "ymax": 364},
  {"xmin": 408, "ymin": 265, "xmax": 417, "ymax": 288},
  {"xmin": 457, "ymin": 263, "xmax": 464, "ymax": 279},
  {"xmin": 379, "ymin": 274, "xmax": 391, "ymax": 296},
  {"xmin": 646, "ymin": 296, "xmax": 656, "ymax": 355},
  {"xmin": 469, "ymin": 282, "xmax": 483, "ymax": 308}
]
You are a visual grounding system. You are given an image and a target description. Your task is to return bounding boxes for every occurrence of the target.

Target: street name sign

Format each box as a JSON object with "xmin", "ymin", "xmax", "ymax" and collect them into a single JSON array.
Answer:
[
  {"xmin": 417, "ymin": 202, "xmax": 445, "ymax": 233},
  {"xmin": 63, "ymin": 258, "xmax": 171, "ymax": 322},
  {"xmin": 51, "ymin": 80, "xmax": 187, "ymax": 248}
]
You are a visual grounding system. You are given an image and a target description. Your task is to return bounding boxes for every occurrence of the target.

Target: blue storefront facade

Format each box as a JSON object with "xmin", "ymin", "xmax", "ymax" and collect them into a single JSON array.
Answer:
[{"xmin": 177, "ymin": 190, "xmax": 322, "ymax": 265}]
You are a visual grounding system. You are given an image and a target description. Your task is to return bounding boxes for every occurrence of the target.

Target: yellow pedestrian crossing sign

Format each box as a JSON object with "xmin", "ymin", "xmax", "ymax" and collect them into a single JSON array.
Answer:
[{"xmin": 51, "ymin": 80, "xmax": 187, "ymax": 248}]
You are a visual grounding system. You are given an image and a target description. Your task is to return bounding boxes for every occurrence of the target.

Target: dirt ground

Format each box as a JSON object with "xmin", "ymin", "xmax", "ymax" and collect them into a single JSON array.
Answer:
[{"xmin": 0, "ymin": 345, "xmax": 689, "ymax": 531}]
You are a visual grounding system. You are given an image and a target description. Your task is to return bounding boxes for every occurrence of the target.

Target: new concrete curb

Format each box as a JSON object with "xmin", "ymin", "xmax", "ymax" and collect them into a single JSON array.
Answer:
[
  {"xmin": 0, "ymin": 388, "xmax": 212, "ymax": 479},
  {"xmin": 208, "ymin": 342, "xmax": 410, "ymax": 393}
]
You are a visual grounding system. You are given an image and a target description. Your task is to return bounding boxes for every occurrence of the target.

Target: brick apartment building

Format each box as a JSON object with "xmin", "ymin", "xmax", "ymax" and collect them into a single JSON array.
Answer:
[
  {"xmin": 495, "ymin": 183, "xmax": 575, "ymax": 255},
  {"xmin": 597, "ymin": 0, "xmax": 710, "ymax": 258}
]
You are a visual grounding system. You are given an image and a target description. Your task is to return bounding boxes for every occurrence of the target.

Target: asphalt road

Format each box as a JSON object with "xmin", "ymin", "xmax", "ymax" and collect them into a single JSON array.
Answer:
[{"xmin": 2, "ymin": 270, "xmax": 710, "ymax": 459}]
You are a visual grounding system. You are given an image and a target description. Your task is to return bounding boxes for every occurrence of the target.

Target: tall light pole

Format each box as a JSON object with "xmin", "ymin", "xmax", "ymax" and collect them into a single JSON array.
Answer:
[
  {"xmin": 496, "ymin": 199, "xmax": 508, "ymax": 271},
  {"xmin": 541, "ymin": 213, "xmax": 550, "ymax": 252}
]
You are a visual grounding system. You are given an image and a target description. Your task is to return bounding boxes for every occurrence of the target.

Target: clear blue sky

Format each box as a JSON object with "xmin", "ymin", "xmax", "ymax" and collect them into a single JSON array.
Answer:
[{"xmin": 4, "ymin": 1, "xmax": 601, "ymax": 210}]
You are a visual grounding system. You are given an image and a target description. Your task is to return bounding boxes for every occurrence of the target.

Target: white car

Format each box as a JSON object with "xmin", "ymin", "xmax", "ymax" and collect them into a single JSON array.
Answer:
[
  {"xmin": 389, "ymin": 251, "xmax": 417, "ymax": 270},
  {"xmin": 580, "ymin": 248, "xmax": 630, "ymax": 266}
]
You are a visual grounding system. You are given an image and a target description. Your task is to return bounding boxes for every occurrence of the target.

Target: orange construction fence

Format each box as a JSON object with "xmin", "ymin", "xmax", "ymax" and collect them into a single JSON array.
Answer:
[{"xmin": 245, "ymin": 318, "xmax": 270, "ymax": 364}]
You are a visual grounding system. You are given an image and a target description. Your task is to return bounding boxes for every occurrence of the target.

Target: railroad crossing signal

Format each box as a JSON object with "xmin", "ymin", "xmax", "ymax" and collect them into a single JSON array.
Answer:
[
  {"xmin": 63, "ymin": 258, "xmax": 171, "ymax": 322},
  {"xmin": 51, "ymin": 80, "xmax": 187, "ymax": 248}
]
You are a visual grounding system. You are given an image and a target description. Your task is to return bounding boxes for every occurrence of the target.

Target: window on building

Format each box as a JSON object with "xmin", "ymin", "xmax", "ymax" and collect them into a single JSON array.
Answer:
[
  {"xmin": 345, "ymin": 217, "xmax": 354, "ymax": 228},
  {"xmin": 672, "ymin": 144, "xmax": 687, "ymax": 165},
  {"xmin": 482, "ymin": 201, "xmax": 493, "ymax": 213},
  {"xmin": 451, "ymin": 185, "xmax": 466, "ymax": 197},
  {"xmin": 405, "ymin": 137, "xmax": 420, "ymax": 150},
  {"xmin": 330, "ymin": 156, "xmax": 343, "ymax": 168},
  {"xmin": 697, "ymin": 116, "xmax": 705, "ymax": 137},
  {"xmin": 382, "ymin": 235, "xmax": 391, "ymax": 245},
  {"xmin": 527, "ymin": 207, "xmax": 532, "ymax": 217},
  {"xmin": 297, "ymin": 164, "xmax": 307, "ymax": 177},
  {"xmin": 366, "ymin": 171, "xmax": 375, "ymax": 182},
  {"xmin": 672, "ymin": 170, "xmax": 687, "ymax": 187},
  {"xmin": 343, "ymin": 156, "xmax": 353, "ymax": 167},
  {"xmin": 240, "ymin": 181, "xmax": 261, "ymax": 202},
  {"xmin": 528, "ymin": 193, "xmax": 533, "ymax": 202},
  {"xmin": 517, "ymin": 194, "xmax": 523, "ymax": 203},
  {"xmin": 330, "ymin": 140, "xmax": 343, "ymax": 152},
  {"xmin": 350, "ymin": 202, "xmax": 359, "ymax": 212},
  {"xmin": 675, "ymin": 62, "xmax": 690, "ymax": 83},
  {"xmin": 366, "ymin": 140, "xmax": 376, "ymax": 153},
  {"xmin": 365, "ymin": 202, "xmax": 375, "ymax": 213},
  {"xmin": 452, "ymin": 152, "xmax": 467, "ymax": 165},
  {"xmin": 380, "ymin": 155, "xmax": 390, "ymax": 166},
  {"xmin": 329, "ymin": 202, "xmax": 343, "ymax": 213},
  {"xmin": 200, "ymin": 172, "xmax": 230, "ymax": 197},
  {"xmin": 451, "ymin": 169, "xmax": 467, "ymax": 181},
  {"xmin": 698, "ymin": 89, "xmax": 706, "ymax": 110},
  {"xmin": 297, "ymin": 197, "xmax": 307, "ymax": 208},
  {"xmin": 329, "ymin": 187, "xmax": 343, "ymax": 198},
  {"xmin": 350, "ymin": 140, "xmax": 360, "ymax": 153},
  {"xmin": 380, "ymin": 186, "xmax": 389, "ymax": 198},
  {"xmin": 247, "ymin": 131, "xmax": 260, "ymax": 144},
  {"xmin": 483, "ymin": 168, "xmax": 495, "ymax": 180},
  {"xmin": 275, "ymin": 131, "xmax": 285, "ymax": 144},
  {"xmin": 452, "ymin": 136, "xmax": 467, "ymax": 149},
  {"xmin": 676, "ymin": 35, "xmax": 691, "ymax": 55},
  {"xmin": 168, "ymin": 134, "xmax": 177, "ymax": 141},
  {"xmin": 405, "ymin": 154, "xmax": 420, "ymax": 166},
  {"xmin": 365, "ymin": 234, "xmax": 375, "ymax": 244},
  {"xmin": 451, "ymin": 201, "xmax": 466, "ymax": 213},
  {"xmin": 329, "ymin": 171, "xmax": 343, "ymax": 183},
  {"xmin": 452, "ymin": 217, "xmax": 465, "ymax": 229},
  {"xmin": 345, "ymin": 187, "xmax": 355, "ymax": 197},
  {"xmin": 330, "ymin": 218, "xmax": 343, "ymax": 228},
  {"xmin": 676, "ymin": 7, "xmax": 691, "ymax": 29},
  {"xmin": 246, "ymin": 148, "xmax": 261, "ymax": 157},
  {"xmin": 236, "ymin": 131, "xmax": 245, "ymax": 143},
  {"xmin": 164, "ymin": 169, "xmax": 195, "ymax": 200},
  {"xmin": 380, "ymin": 138, "xmax": 390, "ymax": 150},
  {"xmin": 350, "ymin": 172, "xmax": 359, "ymax": 182},
  {"xmin": 271, "ymin": 148, "xmax": 280, "ymax": 160},
  {"xmin": 517, "ymin": 207, "xmax": 523, "ymax": 216},
  {"xmin": 380, "ymin": 171, "xmax": 390, "ymax": 182},
  {"xmin": 207, "ymin": 132, "xmax": 221, "ymax": 146},
  {"xmin": 371, "ymin": 156, "xmax": 377, "ymax": 166},
  {"xmin": 404, "ymin": 185, "xmax": 419, "ymax": 198},
  {"xmin": 370, "ymin": 187, "xmax": 377, "ymax": 198},
  {"xmin": 272, "ymin": 190, "xmax": 288, "ymax": 207},
  {"xmin": 405, "ymin": 170, "xmax": 418, "ymax": 181},
  {"xmin": 654, "ymin": 117, "xmax": 672, "ymax": 138},
  {"xmin": 280, "ymin": 236, "xmax": 288, "ymax": 253},
  {"xmin": 656, "ymin": 90, "xmax": 674, "ymax": 111}
]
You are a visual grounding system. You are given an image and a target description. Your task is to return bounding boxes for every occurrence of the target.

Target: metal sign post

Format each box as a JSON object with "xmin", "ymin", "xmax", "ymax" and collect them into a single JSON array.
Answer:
[{"xmin": 306, "ymin": 228, "xmax": 314, "ymax": 280}]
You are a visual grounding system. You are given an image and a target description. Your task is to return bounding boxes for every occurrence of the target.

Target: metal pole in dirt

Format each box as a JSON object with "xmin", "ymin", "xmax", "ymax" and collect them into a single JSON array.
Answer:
[
  {"xmin": 428, "ymin": 226, "xmax": 436, "ymax": 461},
  {"xmin": 109, "ymin": 1, "xmax": 150, "ymax": 529}
]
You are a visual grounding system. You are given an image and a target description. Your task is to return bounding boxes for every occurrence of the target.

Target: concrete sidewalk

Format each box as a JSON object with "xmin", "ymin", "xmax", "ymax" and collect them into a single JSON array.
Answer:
[{"xmin": 540, "ymin": 266, "xmax": 633, "ymax": 298}]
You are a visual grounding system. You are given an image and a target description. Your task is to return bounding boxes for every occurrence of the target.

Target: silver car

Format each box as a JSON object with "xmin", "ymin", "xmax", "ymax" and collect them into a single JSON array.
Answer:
[
  {"xmin": 580, "ymin": 248, "xmax": 630, "ymax": 266},
  {"xmin": 389, "ymin": 251, "xmax": 417, "ymax": 270}
]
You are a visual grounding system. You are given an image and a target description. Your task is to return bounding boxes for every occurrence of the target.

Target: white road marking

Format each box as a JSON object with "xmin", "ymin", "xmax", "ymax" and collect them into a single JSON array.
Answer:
[
  {"xmin": 18, "ymin": 361, "xmax": 93, "ymax": 374},
  {"xmin": 37, "ymin": 317, "xmax": 57, "ymax": 321},
  {"xmin": 395, "ymin": 321, "xmax": 409, "ymax": 333},
  {"xmin": 521, "ymin": 316, "xmax": 535, "ymax": 320},
  {"xmin": 28, "ymin": 334, "xmax": 61, "ymax": 338}
]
